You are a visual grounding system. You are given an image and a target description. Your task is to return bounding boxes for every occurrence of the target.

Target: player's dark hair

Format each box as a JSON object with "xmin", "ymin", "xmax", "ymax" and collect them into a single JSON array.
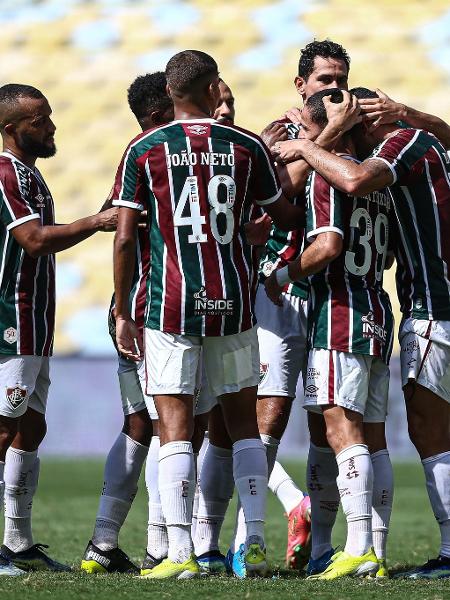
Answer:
[
  {"xmin": 127, "ymin": 72, "xmax": 172, "ymax": 123},
  {"xmin": 166, "ymin": 50, "xmax": 218, "ymax": 94},
  {"xmin": 350, "ymin": 87, "xmax": 379, "ymax": 100},
  {"xmin": 298, "ymin": 40, "xmax": 350, "ymax": 79},
  {"xmin": 0, "ymin": 84, "xmax": 44, "ymax": 129},
  {"xmin": 305, "ymin": 88, "xmax": 344, "ymax": 127}
]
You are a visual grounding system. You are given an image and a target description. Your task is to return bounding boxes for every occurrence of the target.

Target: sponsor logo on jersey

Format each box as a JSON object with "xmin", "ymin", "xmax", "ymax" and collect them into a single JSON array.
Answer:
[
  {"xmin": 259, "ymin": 362, "xmax": 269, "ymax": 384},
  {"xmin": 5, "ymin": 385, "xmax": 28, "ymax": 411},
  {"xmin": 193, "ymin": 287, "xmax": 234, "ymax": 316},
  {"xmin": 362, "ymin": 311, "xmax": 387, "ymax": 343},
  {"xmin": 3, "ymin": 327, "xmax": 17, "ymax": 344},
  {"xmin": 186, "ymin": 124, "xmax": 208, "ymax": 136}
]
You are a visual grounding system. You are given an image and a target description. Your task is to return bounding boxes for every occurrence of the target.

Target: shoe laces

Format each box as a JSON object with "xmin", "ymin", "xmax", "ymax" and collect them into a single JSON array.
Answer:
[{"xmin": 28, "ymin": 544, "xmax": 50, "ymax": 554}]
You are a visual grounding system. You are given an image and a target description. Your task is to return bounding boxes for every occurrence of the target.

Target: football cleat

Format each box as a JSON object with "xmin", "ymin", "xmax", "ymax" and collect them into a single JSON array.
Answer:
[
  {"xmin": 366, "ymin": 558, "xmax": 389, "ymax": 579},
  {"xmin": 1, "ymin": 543, "xmax": 71, "ymax": 572},
  {"xmin": 0, "ymin": 554, "xmax": 26, "ymax": 576},
  {"xmin": 245, "ymin": 536, "xmax": 268, "ymax": 578},
  {"xmin": 224, "ymin": 548, "xmax": 234, "ymax": 575},
  {"xmin": 140, "ymin": 551, "xmax": 166, "ymax": 576},
  {"xmin": 393, "ymin": 555, "xmax": 450, "ymax": 579},
  {"xmin": 231, "ymin": 544, "xmax": 246, "ymax": 578},
  {"xmin": 81, "ymin": 541, "xmax": 139, "ymax": 574},
  {"xmin": 140, "ymin": 554, "xmax": 200, "ymax": 579},
  {"xmin": 306, "ymin": 547, "xmax": 335, "ymax": 576},
  {"xmin": 307, "ymin": 547, "xmax": 378, "ymax": 580},
  {"xmin": 196, "ymin": 550, "xmax": 227, "ymax": 575},
  {"xmin": 286, "ymin": 495, "xmax": 311, "ymax": 570}
]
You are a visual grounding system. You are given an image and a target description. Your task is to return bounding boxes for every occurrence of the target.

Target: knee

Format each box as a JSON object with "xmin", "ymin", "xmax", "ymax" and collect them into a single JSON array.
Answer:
[
  {"xmin": 0, "ymin": 419, "xmax": 18, "ymax": 459},
  {"xmin": 123, "ymin": 411, "xmax": 152, "ymax": 446}
]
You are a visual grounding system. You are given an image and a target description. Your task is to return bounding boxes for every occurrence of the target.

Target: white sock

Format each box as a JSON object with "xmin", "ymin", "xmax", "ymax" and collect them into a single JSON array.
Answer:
[
  {"xmin": 4, "ymin": 448, "xmax": 39, "ymax": 552},
  {"xmin": 422, "ymin": 451, "xmax": 450, "ymax": 558},
  {"xmin": 307, "ymin": 444, "xmax": 340, "ymax": 560},
  {"xmin": 195, "ymin": 444, "xmax": 234, "ymax": 556},
  {"xmin": 260, "ymin": 434, "xmax": 280, "ymax": 478},
  {"xmin": 336, "ymin": 444, "xmax": 373, "ymax": 556},
  {"xmin": 92, "ymin": 432, "xmax": 148, "ymax": 550},
  {"xmin": 191, "ymin": 452, "xmax": 199, "ymax": 542},
  {"xmin": 0, "ymin": 461, "xmax": 4, "ymax": 507},
  {"xmin": 146, "ymin": 436, "xmax": 168, "ymax": 560},
  {"xmin": 269, "ymin": 461, "xmax": 305, "ymax": 514},
  {"xmin": 371, "ymin": 449, "xmax": 394, "ymax": 559},
  {"xmin": 159, "ymin": 441, "xmax": 195, "ymax": 563},
  {"xmin": 233, "ymin": 438, "xmax": 267, "ymax": 546}
]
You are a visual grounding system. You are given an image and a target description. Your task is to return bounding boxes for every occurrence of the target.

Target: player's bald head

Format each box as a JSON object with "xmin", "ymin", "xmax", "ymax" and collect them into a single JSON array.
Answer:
[
  {"xmin": 166, "ymin": 50, "xmax": 219, "ymax": 98},
  {"xmin": 0, "ymin": 84, "xmax": 45, "ymax": 131}
]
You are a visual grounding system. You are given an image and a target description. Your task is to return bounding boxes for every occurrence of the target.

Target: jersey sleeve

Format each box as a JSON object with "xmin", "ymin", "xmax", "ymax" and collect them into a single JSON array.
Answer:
[
  {"xmin": 112, "ymin": 145, "xmax": 146, "ymax": 211},
  {"xmin": 306, "ymin": 171, "xmax": 345, "ymax": 241},
  {"xmin": 0, "ymin": 160, "xmax": 41, "ymax": 230},
  {"xmin": 250, "ymin": 138, "xmax": 282, "ymax": 206},
  {"xmin": 367, "ymin": 129, "xmax": 435, "ymax": 185}
]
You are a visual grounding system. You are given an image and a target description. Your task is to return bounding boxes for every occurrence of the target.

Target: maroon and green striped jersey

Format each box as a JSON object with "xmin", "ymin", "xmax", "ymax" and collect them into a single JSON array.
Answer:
[
  {"xmin": 305, "ymin": 158, "xmax": 394, "ymax": 364},
  {"xmin": 114, "ymin": 118, "xmax": 282, "ymax": 336},
  {"xmin": 258, "ymin": 120, "xmax": 309, "ymax": 299},
  {"xmin": 369, "ymin": 128, "xmax": 450, "ymax": 320},
  {"xmin": 0, "ymin": 152, "xmax": 55, "ymax": 356}
]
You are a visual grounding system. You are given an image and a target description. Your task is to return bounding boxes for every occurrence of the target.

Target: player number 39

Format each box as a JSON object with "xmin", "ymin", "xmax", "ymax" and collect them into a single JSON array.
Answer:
[
  {"xmin": 173, "ymin": 174, "xmax": 236, "ymax": 244},
  {"xmin": 345, "ymin": 207, "xmax": 389, "ymax": 281}
]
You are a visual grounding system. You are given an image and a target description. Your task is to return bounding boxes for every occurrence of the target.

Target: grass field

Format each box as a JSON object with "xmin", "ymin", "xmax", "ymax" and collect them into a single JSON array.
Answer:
[{"xmin": 0, "ymin": 459, "xmax": 448, "ymax": 600}]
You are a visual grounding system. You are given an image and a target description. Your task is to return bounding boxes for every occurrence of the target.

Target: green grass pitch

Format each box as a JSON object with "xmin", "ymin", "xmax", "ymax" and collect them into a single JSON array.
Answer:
[{"xmin": 0, "ymin": 459, "xmax": 448, "ymax": 599}]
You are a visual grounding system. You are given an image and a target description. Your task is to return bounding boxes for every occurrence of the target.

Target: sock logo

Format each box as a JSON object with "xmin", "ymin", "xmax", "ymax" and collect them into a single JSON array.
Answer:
[
  {"xmin": 381, "ymin": 489, "xmax": 389, "ymax": 505},
  {"xmin": 346, "ymin": 457, "xmax": 359, "ymax": 479},
  {"xmin": 249, "ymin": 478, "xmax": 257, "ymax": 495},
  {"xmin": 308, "ymin": 464, "xmax": 324, "ymax": 491},
  {"xmin": 181, "ymin": 480, "xmax": 189, "ymax": 498}
]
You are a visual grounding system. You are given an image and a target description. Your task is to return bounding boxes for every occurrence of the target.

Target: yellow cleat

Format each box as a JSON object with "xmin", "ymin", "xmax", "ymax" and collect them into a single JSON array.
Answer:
[
  {"xmin": 307, "ymin": 547, "xmax": 378, "ymax": 580},
  {"xmin": 81, "ymin": 560, "xmax": 107, "ymax": 574},
  {"xmin": 367, "ymin": 558, "xmax": 389, "ymax": 579},
  {"xmin": 140, "ymin": 554, "xmax": 200, "ymax": 580},
  {"xmin": 245, "ymin": 543, "xmax": 268, "ymax": 577}
]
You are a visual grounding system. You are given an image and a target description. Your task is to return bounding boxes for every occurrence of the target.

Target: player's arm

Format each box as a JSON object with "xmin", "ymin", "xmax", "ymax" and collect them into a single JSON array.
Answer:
[
  {"xmin": 265, "ymin": 232, "xmax": 342, "ymax": 305},
  {"xmin": 113, "ymin": 207, "xmax": 142, "ymax": 361},
  {"xmin": 263, "ymin": 193, "xmax": 305, "ymax": 231},
  {"xmin": 10, "ymin": 208, "xmax": 118, "ymax": 258},
  {"xmin": 359, "ymin": 89, "xmax": 450, "ymax": 149}
]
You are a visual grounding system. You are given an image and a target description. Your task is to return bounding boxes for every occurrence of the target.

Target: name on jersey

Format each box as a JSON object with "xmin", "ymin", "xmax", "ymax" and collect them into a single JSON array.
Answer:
[
  {"xmin": 360, "ymin": 190, "xmax": 391, "ymax": 210},
  {"xmin": 193, "ymin": 286, "xmax": 234, "ymax": 316},
  {"xmin": 361, "ymin": 311, "xmax": 387, "ymax": 343},
  {"xmin": 166, "ymin": 151, "xmax": 235, "ymax": 169}
]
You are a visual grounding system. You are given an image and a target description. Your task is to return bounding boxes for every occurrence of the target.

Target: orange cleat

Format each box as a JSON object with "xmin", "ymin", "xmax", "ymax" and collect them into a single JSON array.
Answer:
[{"xmin": 285, "ymin": 495, "xmax": 311, "ymax": 570}]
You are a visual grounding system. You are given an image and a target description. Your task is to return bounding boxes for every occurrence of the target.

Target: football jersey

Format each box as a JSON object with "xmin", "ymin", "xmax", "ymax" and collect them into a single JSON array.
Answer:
[
  {"xmin": 258, "ymin": 120, "xmax": 309, "ymax": 299},
  {"xmin": 305, "ymin": 158, "xmax": 394, "ymax": 364},
  {"xmin": 369, "ymin": 128, "xmax": 450, "ymax": 320},
  {"xmin": 114, "ymin": 118, "xmax": 282, "ymax": 337},
  {"xmin": 0, "ymin": 152, "xmax": 55, "ymax": 356}
]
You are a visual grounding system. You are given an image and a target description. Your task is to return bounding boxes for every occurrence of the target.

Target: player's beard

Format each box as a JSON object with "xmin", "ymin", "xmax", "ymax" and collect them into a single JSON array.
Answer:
[{"xmin": 17, "ymin": 131, "xmax": 57, "ymax": 158}]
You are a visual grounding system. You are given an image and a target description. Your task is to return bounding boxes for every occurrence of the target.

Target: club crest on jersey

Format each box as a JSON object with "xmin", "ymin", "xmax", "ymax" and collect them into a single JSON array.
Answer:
[
  {"xmin": 262, "ymin": 261, "xmax": 275, "ymax": 277},
  {"xmin": 187, "ymin": 124, "xmax": 208, "ymax": 135},
  {"xmin": 5, "ymin": 385, "xmax": 28, "ymax": 411},
  {"xmin": 3, "ymin": 327, "xmax": 17, "ymax": 345},
  {"xmin": 193, "ymin": 287, "xmax": 234, "ymax": 316},
  {"xmin": 361, "ymin": 311, "xmax": 387, "ymax": 343},
  {"xmin": 259, "ymin": 363, "xmax": 269, "ymax": 384}
]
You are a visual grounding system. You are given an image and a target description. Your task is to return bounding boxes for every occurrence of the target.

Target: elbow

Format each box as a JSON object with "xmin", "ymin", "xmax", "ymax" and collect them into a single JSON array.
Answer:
[
  {"xmin": 24, "ymin": 237, "xmax": 48, "ymax": 259},
  {"xmin": 114, "ymin": 232, "xmax": 136, "ymax": 254}
]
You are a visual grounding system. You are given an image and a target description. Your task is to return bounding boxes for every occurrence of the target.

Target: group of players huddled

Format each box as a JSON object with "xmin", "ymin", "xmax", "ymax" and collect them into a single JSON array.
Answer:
[{"xmin": 0, "ymin": 39, "xmax": 449, "ymax": 581}]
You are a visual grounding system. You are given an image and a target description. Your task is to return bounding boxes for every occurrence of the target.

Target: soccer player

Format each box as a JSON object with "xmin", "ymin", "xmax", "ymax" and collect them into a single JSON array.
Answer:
[
  {"xmin": 81, "ymin": 72, "xmax": 174, "ymax": 575},
  {"xmin": 113, "ymin": 50, "xmax": 304, "ymax": 579},
  {"xmin": 267, "ymin": 88, "xmax": 395, "ymax": 580},
  {"xmin": 273, "ymin": 87, "xmax": 450, "ymax": 580},
  {"xmin": 213, "ymin": 79, "xmax": 235, "ymax": 125},
  {"xmin": 0, "ymin": 84, "xmax": 117, "ymax": 576}
]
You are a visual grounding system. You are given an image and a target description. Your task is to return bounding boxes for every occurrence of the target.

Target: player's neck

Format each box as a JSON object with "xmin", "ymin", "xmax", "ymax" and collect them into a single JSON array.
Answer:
[
  {"xmin": 334, "ymin": 133, "xmax": 355, "ymax": 157},
  {"xmin": 2, "ymin": 144, "xmax": 36, "ymax": 169},
  {"xmin": 173, "ymin": 100, "xmax": 213, "ymax": 121}
]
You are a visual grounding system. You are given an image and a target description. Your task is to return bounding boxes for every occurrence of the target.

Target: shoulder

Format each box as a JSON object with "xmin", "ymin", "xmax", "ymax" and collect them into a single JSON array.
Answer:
[
  {"xmin": 213, "ymin": 122, "xmax": 268, "ymax": 152},
  {"xmin": 125, "ymin": 122, "xmax": 178, "ymax": 158}
]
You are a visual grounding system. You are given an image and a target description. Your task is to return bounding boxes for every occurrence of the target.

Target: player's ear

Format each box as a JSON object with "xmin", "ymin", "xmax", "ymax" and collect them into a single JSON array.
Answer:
[
  {"xmin": 166, "ymin": 84, "xmax": 172, "ymax": 99},
  {"xmin": 294, "ymin": 76, "xmax": 306, "ymax": 97}
]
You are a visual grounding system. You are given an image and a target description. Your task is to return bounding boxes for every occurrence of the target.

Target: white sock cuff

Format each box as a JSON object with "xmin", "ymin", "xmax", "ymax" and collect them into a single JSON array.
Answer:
[
  {"xmin": 233, "ymin": 438, "xmax": 265, "ymax": 455},
  {"xmin": 6, "ymin": 447, "xmax": 38, "ymax": 461},
  {"xmin": 120, "ymin": 431, "xmax": 149, "ymax": 453},
  {"xmin": 310, "ymin": 443, "xmax": 335, "ymax": 454},
  {"xmin": 209, "ymin": 444, "xmax": 232, "ymax": 458},
  {"xmin": 159, "ymin": 441, "xmax": 192, "ymax": 461},
  {"xmin": 148, "ymin": 502, "xmax": 165, "ymax": 525},
  {"xmin": 260, "ymin": 434, "xmax": 280, "ymax": 448},
  {"xmin": 371, "ymin": 449, "xmax": 389, "ymax": 460},
  {"xmin": 422, "ymin": 451, "xmax": 450, "ymax": 466},
  {"xmin": 336, "ymin": 444, "xmax": 369, "ymax": 465}
]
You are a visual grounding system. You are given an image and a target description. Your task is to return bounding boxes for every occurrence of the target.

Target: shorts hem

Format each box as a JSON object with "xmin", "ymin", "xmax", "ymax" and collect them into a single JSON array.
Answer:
[
  {"xmin": 257, "ymin": 389, "xmax": 296, "ymax": 399},
  {"xmin": 303, "ymin": 399, "xmax": 364, "ymax": 416},
  {"xmin": 402, "ymin": 375, "xmax": 450, "ymax": 404}
]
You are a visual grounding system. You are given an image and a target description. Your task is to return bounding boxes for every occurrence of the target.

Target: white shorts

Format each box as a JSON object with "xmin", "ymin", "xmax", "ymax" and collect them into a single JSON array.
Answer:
[
  {"xmin": 145, "ymin": 327, "xmax": 260, "ymax": 398},
  {"xmin": 399, "ymin": 318, "xmax": 450, "ymax": 404},
  {"xmin": 117, "ymin": 355, "xmax": 157, "ymax": 419},
  {"xmin": 255, "ymin": 286, "xmax": 308, "ymax": 397},
  {"xmin": 0, "ymin": 355, "xmax": 50, "ymax": 418},
  {"xmin": 304, "ymin": 349, "xmax": 389, "ymax": 423}
]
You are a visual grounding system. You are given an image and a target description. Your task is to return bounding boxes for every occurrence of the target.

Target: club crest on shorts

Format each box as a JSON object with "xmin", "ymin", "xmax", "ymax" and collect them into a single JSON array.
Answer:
[
  {"xmin": 5, "ymin": 385, "xmax": 28, "ymax": 411},
  {"xmin": 259, "ymin": 362, "xmax": 269, "ymax": 384},
  {"xmin": 3, "ymin": 327, "xmax": 17, "ymax": 345}
]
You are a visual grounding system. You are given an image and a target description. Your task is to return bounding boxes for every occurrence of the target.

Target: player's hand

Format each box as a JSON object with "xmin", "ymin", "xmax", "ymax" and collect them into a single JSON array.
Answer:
[
  {"xmin": 244, "ymin": 213, "xmax": 272, "ymax": 246},
  {"xmin": 324, "ymin": 90, "xmax": 362, "ymax": 132},
  {"xmin": 359, "ymin": 88, "xmax": 406, "ymax": 132},
  {"xmin": 115, "ymin": 316, "xmax": 143, "ymax": 361},
  {"xmin": 264, "ymin": 271, "xmax": 283, "ymax": 307},
  {"xmin": 96, "ymin": 207, "xmax": 118, "ymax": 231},
  {"xmin": 271, "ymin": 139, "xmax": 307, "ymax": 164},
  {"xmin": 261, "ymin": 122, "xmax": 288, "ymax": 148},
  {"xmin": 282, "ymin": 107, "xmax": 302, "ymax": 124}
]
